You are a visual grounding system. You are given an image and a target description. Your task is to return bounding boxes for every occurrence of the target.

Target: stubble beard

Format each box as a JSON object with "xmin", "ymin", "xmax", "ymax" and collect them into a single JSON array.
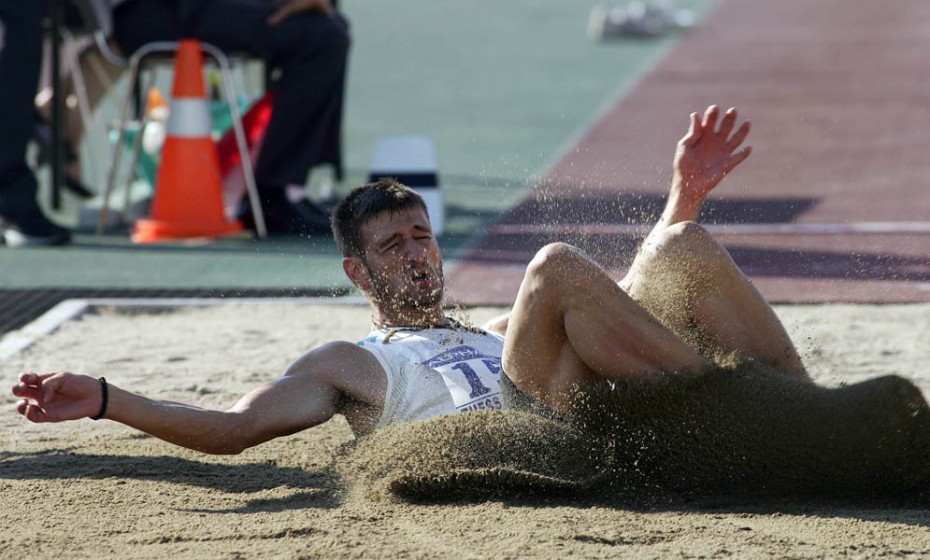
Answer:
[{"xmin": 367, "ymin": 261, "xmax": 445, "ymax": 315}]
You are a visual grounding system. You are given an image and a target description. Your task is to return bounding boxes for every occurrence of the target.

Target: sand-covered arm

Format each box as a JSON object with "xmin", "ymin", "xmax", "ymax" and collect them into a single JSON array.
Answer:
[{"xmin": 11, "ymin": 341, "xmax": 386, "ymax": 454}]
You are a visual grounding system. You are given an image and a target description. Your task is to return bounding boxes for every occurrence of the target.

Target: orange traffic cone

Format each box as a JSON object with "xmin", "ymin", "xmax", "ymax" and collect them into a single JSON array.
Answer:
[{"xmin": 132, "ymin": 39, "xmax": 243, "ymax": 243}]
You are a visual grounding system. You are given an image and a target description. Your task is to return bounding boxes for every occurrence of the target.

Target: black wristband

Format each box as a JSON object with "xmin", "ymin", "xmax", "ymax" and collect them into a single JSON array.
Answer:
[{"xmin": 90, "ymin": 377, "xmax": 108, "ymax": 421}]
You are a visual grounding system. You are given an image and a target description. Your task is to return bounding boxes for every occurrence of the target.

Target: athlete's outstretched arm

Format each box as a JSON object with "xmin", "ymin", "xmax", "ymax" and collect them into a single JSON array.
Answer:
[
  {"xmin": 11, "ymin": 342, "xmax": 386, "ymax": 453},
  {"xmin": 653, "ymin": 105, "xmax": 752, "ymax": 235}
]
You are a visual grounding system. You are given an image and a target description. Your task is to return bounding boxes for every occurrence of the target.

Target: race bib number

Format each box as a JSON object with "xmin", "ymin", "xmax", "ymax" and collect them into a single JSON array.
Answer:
[{"xmin": 420, "ymin": 345, "xmax": 503, "ymax": 413}]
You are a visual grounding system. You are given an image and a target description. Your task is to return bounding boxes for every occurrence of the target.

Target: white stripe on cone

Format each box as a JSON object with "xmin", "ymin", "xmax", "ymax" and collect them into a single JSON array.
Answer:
[{"xmin": 166, "ymin": 98, "xmax": 213, "ymax": 138}]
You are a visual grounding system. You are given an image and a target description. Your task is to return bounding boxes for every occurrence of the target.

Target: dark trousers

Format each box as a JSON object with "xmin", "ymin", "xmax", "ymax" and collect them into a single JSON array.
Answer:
[
  {"xmin": 0, "ymin": 1, "xmax": 44, "ymax": 206},
  {"xmin": 113, "ymin": 0, "xmax": 349, "ymax": 191}
]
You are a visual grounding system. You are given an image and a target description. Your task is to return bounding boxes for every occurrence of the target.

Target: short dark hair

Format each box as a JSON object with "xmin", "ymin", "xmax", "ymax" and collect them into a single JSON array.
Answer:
[{"xmin": 332, "ymin": 178, "xmax": 428, "ymax": 258}]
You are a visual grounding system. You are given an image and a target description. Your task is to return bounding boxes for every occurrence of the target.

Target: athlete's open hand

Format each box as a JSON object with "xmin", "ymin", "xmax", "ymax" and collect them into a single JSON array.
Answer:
[
  {"xmin": 12, "ymin": 372, "xmax": 103, "ymax": 423},
  {"xmin": 671, "ymin": 105, "xmax": 752, "ymax": 216}
]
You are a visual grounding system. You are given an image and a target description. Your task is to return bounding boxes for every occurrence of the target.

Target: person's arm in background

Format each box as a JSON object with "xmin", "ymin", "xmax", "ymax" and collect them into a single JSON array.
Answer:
[{"xmin": 266, "ymin": 0, "xmax": 334, "ymax": 26}]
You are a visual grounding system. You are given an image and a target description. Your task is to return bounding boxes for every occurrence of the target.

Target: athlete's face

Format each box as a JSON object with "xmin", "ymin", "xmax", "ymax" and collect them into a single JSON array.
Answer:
[{"xmin": 349, "ymin": 206, "xmax": 444, "ymax": 316}]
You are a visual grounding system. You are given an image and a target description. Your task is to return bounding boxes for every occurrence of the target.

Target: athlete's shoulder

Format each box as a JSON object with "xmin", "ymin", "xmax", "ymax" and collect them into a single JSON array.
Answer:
[{"xmin": 288, "ymin": 341, "xmax": 386, "ymax": 383}]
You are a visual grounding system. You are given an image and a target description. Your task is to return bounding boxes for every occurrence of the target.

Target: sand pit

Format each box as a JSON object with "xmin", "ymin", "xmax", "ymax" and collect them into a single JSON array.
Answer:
[{"xmin": 3, "ymin": 301, "xmax": 930, "ymax": 558}]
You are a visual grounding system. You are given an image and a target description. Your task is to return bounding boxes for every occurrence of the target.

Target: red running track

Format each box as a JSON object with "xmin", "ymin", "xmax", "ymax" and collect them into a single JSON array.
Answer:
[{"xmin": 447, "ymin": 0, "xmax": 930, "ymax": 306}]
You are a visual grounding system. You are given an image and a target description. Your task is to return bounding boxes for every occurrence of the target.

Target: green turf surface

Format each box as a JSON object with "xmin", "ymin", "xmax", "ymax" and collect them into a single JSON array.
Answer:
[
  {"xmin": 341, "ymin": 0, "xmax": 715, "ymax": 226},
  {"xmin": 2, "ymin": 0, "xmax": 715, "ymax": 291}
]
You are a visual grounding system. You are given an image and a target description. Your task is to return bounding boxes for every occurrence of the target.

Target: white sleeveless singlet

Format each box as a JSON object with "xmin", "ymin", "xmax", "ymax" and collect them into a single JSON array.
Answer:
[{"xmin": 357, "ymin": 320, "xmax": 505, "ymax": 429}]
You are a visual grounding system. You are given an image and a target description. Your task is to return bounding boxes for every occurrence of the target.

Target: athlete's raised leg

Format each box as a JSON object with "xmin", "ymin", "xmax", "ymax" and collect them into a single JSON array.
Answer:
[
  {"xmin": 502, "ymin": 105, "xmax": 804, "ymax": 414},
  {"xmin": 619, "ymin": 105, "xmax": 806, "ymax": 378},
  {"xmin": 621, "ymin": 222, "xmax": 808, "ymax": 379},
  {"xmin": 502, "ymin": 242, "xmax": 711, "ymax": 413}
]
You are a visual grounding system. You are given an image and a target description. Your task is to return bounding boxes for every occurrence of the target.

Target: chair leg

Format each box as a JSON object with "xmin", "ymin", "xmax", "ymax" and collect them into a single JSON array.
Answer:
[
  {"xmin": 97, "ymin": 58, "xmax": 142, "ymax": 233},
  {"xmin": 201, "ymin": 43, "xmax": 266, "ymax": 238},
  {"xmin": 61, "ymin": 28, "xmax": 108, "ymax": 194}
]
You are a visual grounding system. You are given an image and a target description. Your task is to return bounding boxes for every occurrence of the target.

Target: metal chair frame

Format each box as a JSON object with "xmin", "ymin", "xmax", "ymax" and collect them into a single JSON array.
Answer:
[
  {"xmin": 64, "ymin": 0, "xmax": 265, "ymax": 237},
  {"xmin": 97, "ymin": 41, "xmax": 266, "ymax": 237}
]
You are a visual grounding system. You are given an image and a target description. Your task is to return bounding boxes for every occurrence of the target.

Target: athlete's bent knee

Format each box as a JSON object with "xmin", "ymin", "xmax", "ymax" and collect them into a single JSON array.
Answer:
[
  {"xmin": 664, "ymin": 221, "xmax": 713, "ymax": 246},
  {"xmin": 657, "ymin": 221, "xmax": 723, "ymax": 261},
  {"xmin": 526, "ymin": 242, "xmax": 590, "ymax": 282}
]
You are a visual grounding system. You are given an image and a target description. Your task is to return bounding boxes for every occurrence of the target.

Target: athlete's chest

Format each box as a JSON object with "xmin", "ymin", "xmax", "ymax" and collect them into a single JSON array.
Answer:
[{"xmin": 378, "ymin": 329, "xmax": 505, "ymax": 412}]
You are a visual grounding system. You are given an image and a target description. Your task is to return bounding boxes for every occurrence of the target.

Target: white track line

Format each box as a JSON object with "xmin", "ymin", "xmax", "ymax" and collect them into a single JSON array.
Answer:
[
  {"xmin": 489, "ymin": 222, "xmax": 930, "ymax": 236},
  {"xmin": 0, "ymin": 300, "xmax": 90, "ymax": 360}
]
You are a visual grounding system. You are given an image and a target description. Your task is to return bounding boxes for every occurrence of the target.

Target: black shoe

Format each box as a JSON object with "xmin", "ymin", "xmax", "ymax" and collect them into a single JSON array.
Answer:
[
  {"xmin": 0, "ymin": 209, "xmax": 71, "ymax": 247},
  {"xmin": 241, "ymin": 189, "xmax": 332, "ymax": 236},
  {"xmin": 0, "ymin": 177, "xmax": 72, "ymax": 247}
]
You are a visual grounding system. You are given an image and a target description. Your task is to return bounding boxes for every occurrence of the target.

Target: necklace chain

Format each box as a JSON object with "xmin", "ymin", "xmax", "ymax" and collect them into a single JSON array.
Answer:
[
  {"xmin": 371, "ymin": 316, "xmax": 483, "ymax": 335},
  {"xmin": 371, "ymin": 316, "xmax": 448, "ymax": 332}
]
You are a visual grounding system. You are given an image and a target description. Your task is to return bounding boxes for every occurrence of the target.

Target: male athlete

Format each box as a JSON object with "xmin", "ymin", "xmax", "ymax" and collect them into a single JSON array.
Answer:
[{"xmin": 12, "ymin": 106, "xmax": 813, "ymax": 452}]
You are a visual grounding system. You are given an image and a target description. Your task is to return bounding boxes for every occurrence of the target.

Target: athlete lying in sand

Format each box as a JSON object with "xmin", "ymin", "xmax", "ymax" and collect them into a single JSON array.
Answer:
[{"xmin": 13, "ymin": 106, "xmax": 884, "ymax": 455}]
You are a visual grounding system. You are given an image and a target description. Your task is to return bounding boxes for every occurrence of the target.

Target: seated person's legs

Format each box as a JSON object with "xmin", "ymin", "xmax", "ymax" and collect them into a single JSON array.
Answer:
[
  {"xmin": 502, "ymin": 242, "xmax": 711, "ymax": 414},
  {"xmin": 621, "ymin": 221, "xmax": 808, "ymax": 379},
  {"xmin": 192, "ymin": 0, "xmax": 350, "ymax": 234},
  {"xmin": 113, "ymin": 0, "xmax": 350, "ymax": 235},
  {"xmin": 0, "ymin": 0, "xmax": 70, "ymax": 246}
]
